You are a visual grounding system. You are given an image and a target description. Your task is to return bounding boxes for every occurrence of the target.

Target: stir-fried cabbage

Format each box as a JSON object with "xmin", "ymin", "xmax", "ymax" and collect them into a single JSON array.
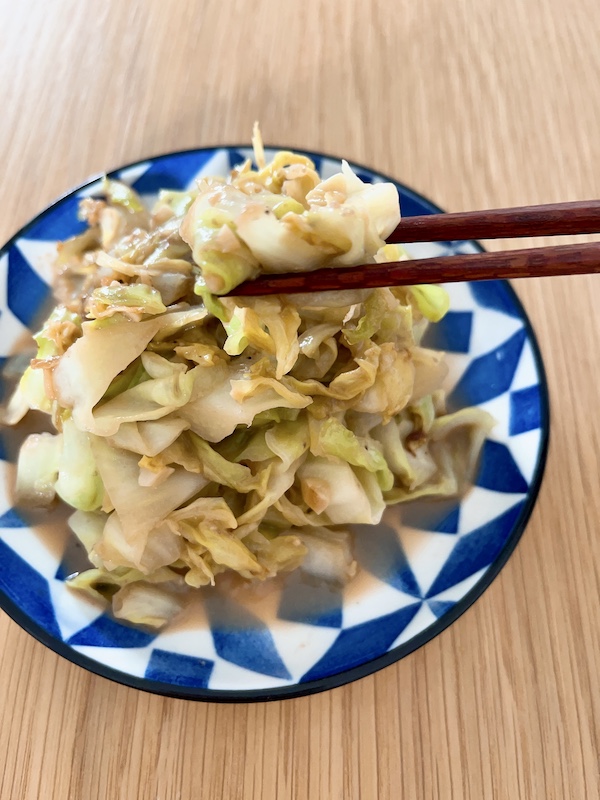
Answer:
[{"xmin": 1, "ymin": 130, "xmax": 494, "ymax": 629}]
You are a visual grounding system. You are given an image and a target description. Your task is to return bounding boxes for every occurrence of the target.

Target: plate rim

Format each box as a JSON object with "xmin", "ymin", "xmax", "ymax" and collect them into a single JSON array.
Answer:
[{"xmin": 0, "ymin": 145, "xmax": 550, "ymax": 702}]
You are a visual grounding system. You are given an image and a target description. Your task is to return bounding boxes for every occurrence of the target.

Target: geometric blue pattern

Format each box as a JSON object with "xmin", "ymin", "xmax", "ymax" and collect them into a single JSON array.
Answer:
[
  {"xmin": 54, "ymin": 560, "xmax": 70, "ymax": 581},
  {"xmin": 7, "ymin": 247, "xmax": 51, "ymax": 328},
  {"xmin": 470, "ymin": 281, "xmax": 524, "ymax": 319},
  {"xmin": 422, "ymin": 311, "xmax": 473, "ymax": 353},
  {"xmin": 67, "ymin": 614, "xmax": 158, "ymax": 648},
  {"xmin": 428, "ymin": 599, "xmax": 456, "ymax": 619},
  {"xmin": 227, "ymin": 150, "xmax": 253, "ymax": 172},
  {"xmin": 399, "ymin": 192, "xmax": 434, "ymax": 220},
  {"xmin": 352, "ymin": 523, "xmax": 422, "ymax": 596},
  {"xmin": 0, "ymin": 508, "xmax": 28, "ymax": 528},
  {"xmin": 434, "ymin": 506, "xmax": 461, "ymax": 534},
  {"xmin": 0, "ymin": 146, "xmax": 548, "ymax": 699},
  {"xmin": 53, "ymin": 537, "xmax": 92, "ymax": 582},
  {"xmin": 206, "ymin": 597, "xmax": 292, "ymax": 679},
  {"xmin": 449, "ymin": 328, "xmax": 527, "ymax": 407},
  {"xmin": 301, "ymin": 603, "xmax": 422, "ymax": 682},
  {"xmin": 399, "ymin": 500, "xmax": 461, "ymax": 536},
  {"xmin": 476, "ymin": 440, "xmax": 529, "ymax": 494},
  {"xmin": 426, "ymin": 501, "xmax": 526, "ymax": 597},
  {"xmin": 17, "ymin": 194, "xmax": 87, "ymax": 242},
  {"xmin": 145, "ymin": 648, "xmax": 214, "ymax": 688},
  {"xmin": 0, "ymin": 539, "xmax": 61, "ymax": 639},
  {"xmin": 130, "ymin": 150, "xmax": 216, "ymax": 194},
  {"xmin": 354, "ymin": 170, "xmax": 375, "ymax": 184},
  {"xmin": 510, "ymin": 385, "xmax": 542, "ymax": 435},
  {"xmin": 211, "ymin": 624, "xmax": 292, "ymax": 679},
  {"xmin": 277, "ymin": 572, "xmax": 343, "ymax": 628}
]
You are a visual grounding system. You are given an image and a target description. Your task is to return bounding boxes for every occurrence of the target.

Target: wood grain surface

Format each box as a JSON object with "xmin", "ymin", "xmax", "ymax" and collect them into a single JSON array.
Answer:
[{"xmin": 1, "ymin": 0, "xmax": 599, "ymax": 797}]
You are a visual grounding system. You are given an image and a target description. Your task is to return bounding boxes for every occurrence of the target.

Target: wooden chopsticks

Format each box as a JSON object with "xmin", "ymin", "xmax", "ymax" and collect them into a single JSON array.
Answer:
[
  {"xmin": 231, "ymin": 242, "xmax": 600, "ymax": 296},
  {"xmin": 386, "ymin": 200, "xmax": 600, "ymax": 243},
  {"xmin": 228, "ymin": 200, "xmax": 600, "ymax": 297}
]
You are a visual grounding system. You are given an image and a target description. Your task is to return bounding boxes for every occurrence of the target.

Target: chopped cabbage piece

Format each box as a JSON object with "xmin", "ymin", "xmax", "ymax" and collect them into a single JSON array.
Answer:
[{"xmin": 15, "ymin": 432, "xmax": 62, "ymax": 506}]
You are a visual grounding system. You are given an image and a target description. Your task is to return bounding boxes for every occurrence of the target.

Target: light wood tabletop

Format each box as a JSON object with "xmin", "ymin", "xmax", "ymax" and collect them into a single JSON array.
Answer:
[{"xmin": 1, "ymin": 0, "xmax": 600, "ymax": 797}]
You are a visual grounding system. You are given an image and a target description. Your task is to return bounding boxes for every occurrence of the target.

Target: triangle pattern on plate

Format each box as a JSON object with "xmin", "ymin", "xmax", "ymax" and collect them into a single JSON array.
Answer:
[
  {"xmin": 475, "ymin": 440, "xmax": 529, "ymax": 494},
  {"xmin": 70, "ymin": 644, "xmax": 154, "ymax": 677},
  {"xmin": 277, "ymin": 571, "xmax": 343, "ymax": 628},
  {"xmin": 114, "ymin": 163, "xmax": 152, "ymax": 187},
  {"xmin": 207, "ymin": 656, "xmax": 293, "ymax": 691},
  {"xmin": 20, "ymin": 194, "xmax": 87, "ymax": 242},
  {"xmin": 510, "ymin": 340, "xmax": 538, "ymax": 391},
  {"xmin": 467, "ymin": 306, "xmax": 525, "ymax": 359},
  {"xmin": 422, "ymin": 310, "xmax": 473, "ymax": 354},
  {"xmin": 7, "ymin": 247, "xmax": 52, "ymax": 328},
  {"xmin": 0, "ymin": 520, "xmax": 62, "ymax": 578},
  {"xmin": 66, "ymin": 614, "xmax": 158, "ymax": 648},
  {"xmin": 449, "ymin": 327, "xmax": 527, "ymax": 407},
  {"xmin": 427, "ymin": 599, "xmax": 456, "ymax": 619},
  {"xmin": 131, "ymin": 150, "xmax": 219, "ymax": 194},
  {"xmin": 341, "ymin": 577, "xmax": 422, "ymax": 629},
  {"xmin": 352, "ymin": 521, "xmax": 422, "ymax": 597},
  {"xmin": 267, "ymin": 621, "xmax": 341, "ymax": 685},
  {"xmin": 47, "ymin": 578, "xmax": 104, "ymax": 643},
  {"xmin": 144, "ymin": 648, "xmax": 214, "ymax": 689},
  {"xmin": 0, "ymin": 508, "xmax": 28, "ymax": 528},
  {"xmin": 509, "ymin": 385, "xmax": 542, "ymax": 436},
  {"xmin": 394, "ymin": 526, "xmax": 457, "ymax": 597},
  {"xmin": 469, "ymin": 280, "xmax": 525, "ymax": 319},
  {"xmin": 390, "ymin": 602, "xmax": 439, "ymax": 648},
  {"xmin": 426, "ymin": 501, "xmax": 525, "ymax": 597},
  {"xmin": 205, "ymin": 595, "xmax": 291, "ymax": 680},
  {"xmin": 15, "ymin": 239, "xmax": 57, "ymax": 286},
  {"xmin": 458, "ymin": 487, "xmax": 526, "ymax": 536},
  {"xmin": 301, "ymin": 602, "xmax": 422, "ymax": 683},
  {"xmin": 0, "ymin": 538, "xmax": 61, "ymax": 639},
  {"xmin": 506, "ymin": 429, "xmax": 542, "ymax": 485}
]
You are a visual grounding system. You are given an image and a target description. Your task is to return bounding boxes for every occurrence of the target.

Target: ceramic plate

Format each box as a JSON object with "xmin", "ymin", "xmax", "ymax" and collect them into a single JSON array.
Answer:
[{"xmin": 0, "ymin": 146, "xmax": 549, "ymax": 701}]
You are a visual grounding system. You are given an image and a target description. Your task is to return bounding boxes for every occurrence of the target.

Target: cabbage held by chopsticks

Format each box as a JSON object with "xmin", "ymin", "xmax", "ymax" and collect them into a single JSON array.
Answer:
[{"xmin": 3, "ymin": 130, "xmax": 493, "ymax": 629}]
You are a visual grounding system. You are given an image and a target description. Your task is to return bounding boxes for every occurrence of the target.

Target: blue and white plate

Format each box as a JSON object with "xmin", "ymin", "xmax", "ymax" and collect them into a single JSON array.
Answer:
[{"xmin": 0, "ymin": 147, "xmax": 549, "ymax": 701}]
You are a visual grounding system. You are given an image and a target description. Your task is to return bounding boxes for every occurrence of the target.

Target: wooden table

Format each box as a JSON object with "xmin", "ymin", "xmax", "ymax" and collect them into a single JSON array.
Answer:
[{"xmin": 1, "ymin": 1, "xmax": 599, "ymax": 797}]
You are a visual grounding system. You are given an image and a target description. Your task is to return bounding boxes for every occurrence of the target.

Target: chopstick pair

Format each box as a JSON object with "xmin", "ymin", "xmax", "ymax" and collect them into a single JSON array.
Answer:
[{"xmin": 228, "ymin": 200, "xmax": 600, "ymax": 296}]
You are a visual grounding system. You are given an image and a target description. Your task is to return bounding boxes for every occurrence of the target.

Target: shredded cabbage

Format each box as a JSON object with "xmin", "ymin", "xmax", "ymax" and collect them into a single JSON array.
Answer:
[{"xmin": 1, "ymin": 131, "xmax": 494, "ymax": 629}]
